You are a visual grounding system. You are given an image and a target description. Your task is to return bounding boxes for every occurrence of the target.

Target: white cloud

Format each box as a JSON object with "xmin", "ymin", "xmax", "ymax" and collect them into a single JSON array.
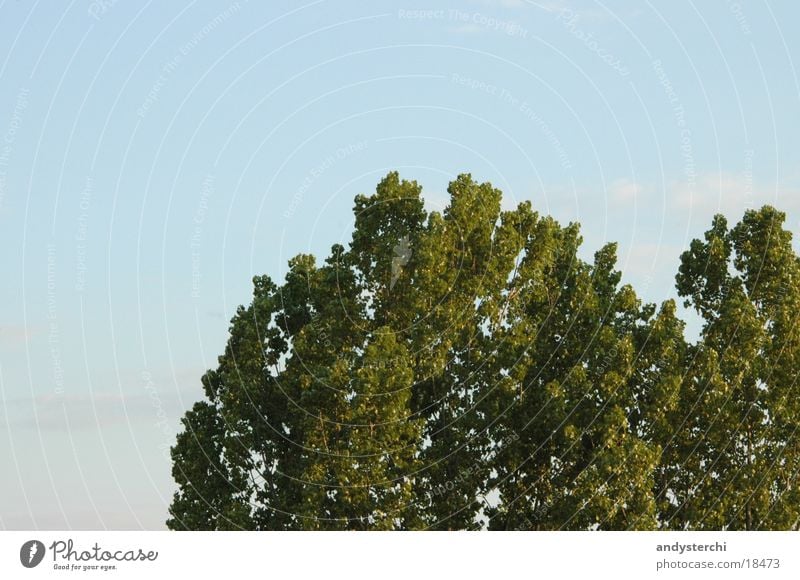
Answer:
[
  {"xmin": 667, "ymin": 171, "xmax": 800, "ymax": 218},
  {"xmin": 473, "ymin": 0, "xmax": 529, "ymax": 7},
  {"xmin": 608, "ymin": 177, "xmax": 647, "ymax": 203},
  {"xmin": 0, "ymin": 324, "xmax": 38, "ymax": 345},
  {"xmin": 449, "ymin": 24, "xmax": 484, "ymax": 35},
  {"xmin": 470, "ymin": 0, "xmax": 580, "ymax": 12}
]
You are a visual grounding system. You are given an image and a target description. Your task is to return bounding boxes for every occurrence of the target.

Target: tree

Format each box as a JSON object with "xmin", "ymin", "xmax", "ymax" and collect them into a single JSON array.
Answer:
[
  {"xmin": 484, "ymin": 226, "xmax": 684, "ymax": 530},
  {"xmin": 667, "ymin": 207, "xmax": 800, "ymax": 529},
  {"xmin": 169, "ymin": 172, "xmax": 528, "ymax": 529},
  {"xmin": 167, "ymin": 173, "xmax": 800, "ymax": 531}
]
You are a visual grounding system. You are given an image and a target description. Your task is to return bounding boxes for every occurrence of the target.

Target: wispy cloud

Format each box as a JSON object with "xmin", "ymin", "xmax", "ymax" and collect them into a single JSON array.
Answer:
[
  {"xmin": 603, "ymin": 172, "xmax": 800, "ymax": 222},
  {"xmin": 667, "ymin": 171, "xmax": 800, "ymax": 218},
  {"xmin": 472, "ymin": 0, "xmax": 529, "ymax": 7},
  {"xmin": 449, "ymin": 23, "xmax": 484, "ymax": 35},
  {"xmin": 0, "ymin": 324, "xmax": 38, "ymax": 346},
  {"xmin": 1, "ymin": 371, "xmax": 204, "ymax": 432},
  {"xmin": 607, "ymin": 177, "xmax": 648, "ymax": 204}
]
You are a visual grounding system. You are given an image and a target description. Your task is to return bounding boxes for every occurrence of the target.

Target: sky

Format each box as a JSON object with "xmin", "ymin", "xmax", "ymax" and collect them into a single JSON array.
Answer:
[{"xmin": 1, "ymin": 0, "xmax": 799, "ymax": 530}]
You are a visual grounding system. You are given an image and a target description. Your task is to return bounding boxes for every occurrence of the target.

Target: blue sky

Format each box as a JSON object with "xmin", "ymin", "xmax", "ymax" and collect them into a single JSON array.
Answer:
[{"xmin": 1, "ymin": 0, "xmax": 799, "ymax": 529}]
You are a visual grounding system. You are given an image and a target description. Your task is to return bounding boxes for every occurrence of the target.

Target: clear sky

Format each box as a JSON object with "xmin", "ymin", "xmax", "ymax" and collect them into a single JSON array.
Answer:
[{"xmin": 1, "ymin": 0, "xmax": 799, "ymax": 530}]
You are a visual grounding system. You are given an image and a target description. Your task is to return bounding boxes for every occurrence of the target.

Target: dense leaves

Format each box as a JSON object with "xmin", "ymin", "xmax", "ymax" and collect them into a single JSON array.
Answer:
[{"xmin": 168, "ymin": 173, "xmax": 800, "ymax": 530}]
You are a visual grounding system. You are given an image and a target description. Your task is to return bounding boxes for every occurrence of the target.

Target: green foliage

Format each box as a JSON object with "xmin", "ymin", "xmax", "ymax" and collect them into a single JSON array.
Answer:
[
  {"xmin": 667, "ymin": 207, "xmax": 800, "ymax": 529},
  {"xmin": 167, "ymin": 175, "xmax": 800, "ymax": 531}
]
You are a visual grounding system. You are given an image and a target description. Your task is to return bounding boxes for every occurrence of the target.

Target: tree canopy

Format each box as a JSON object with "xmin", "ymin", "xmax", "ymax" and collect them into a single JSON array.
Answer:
[{"xmin": 167, "ymin": 172, "xmax": 800, "ymax": 530}]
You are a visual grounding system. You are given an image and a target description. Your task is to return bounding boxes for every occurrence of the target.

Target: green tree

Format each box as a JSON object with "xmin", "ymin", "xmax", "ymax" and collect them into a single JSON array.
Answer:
[
  {"xmin": 168, "ymin": 172, "xmax": 528, "ymax": 529},
  {"xmin": 667, "ymin": 207, "xmax": 800, "ymax": 529},
  {"xmin": 167, "ymin": 173, "xmax": 799, "ymax": 531},
  {"xmin": 484, "ymin": 223, "xmax": 684, "ymax": 530}
]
